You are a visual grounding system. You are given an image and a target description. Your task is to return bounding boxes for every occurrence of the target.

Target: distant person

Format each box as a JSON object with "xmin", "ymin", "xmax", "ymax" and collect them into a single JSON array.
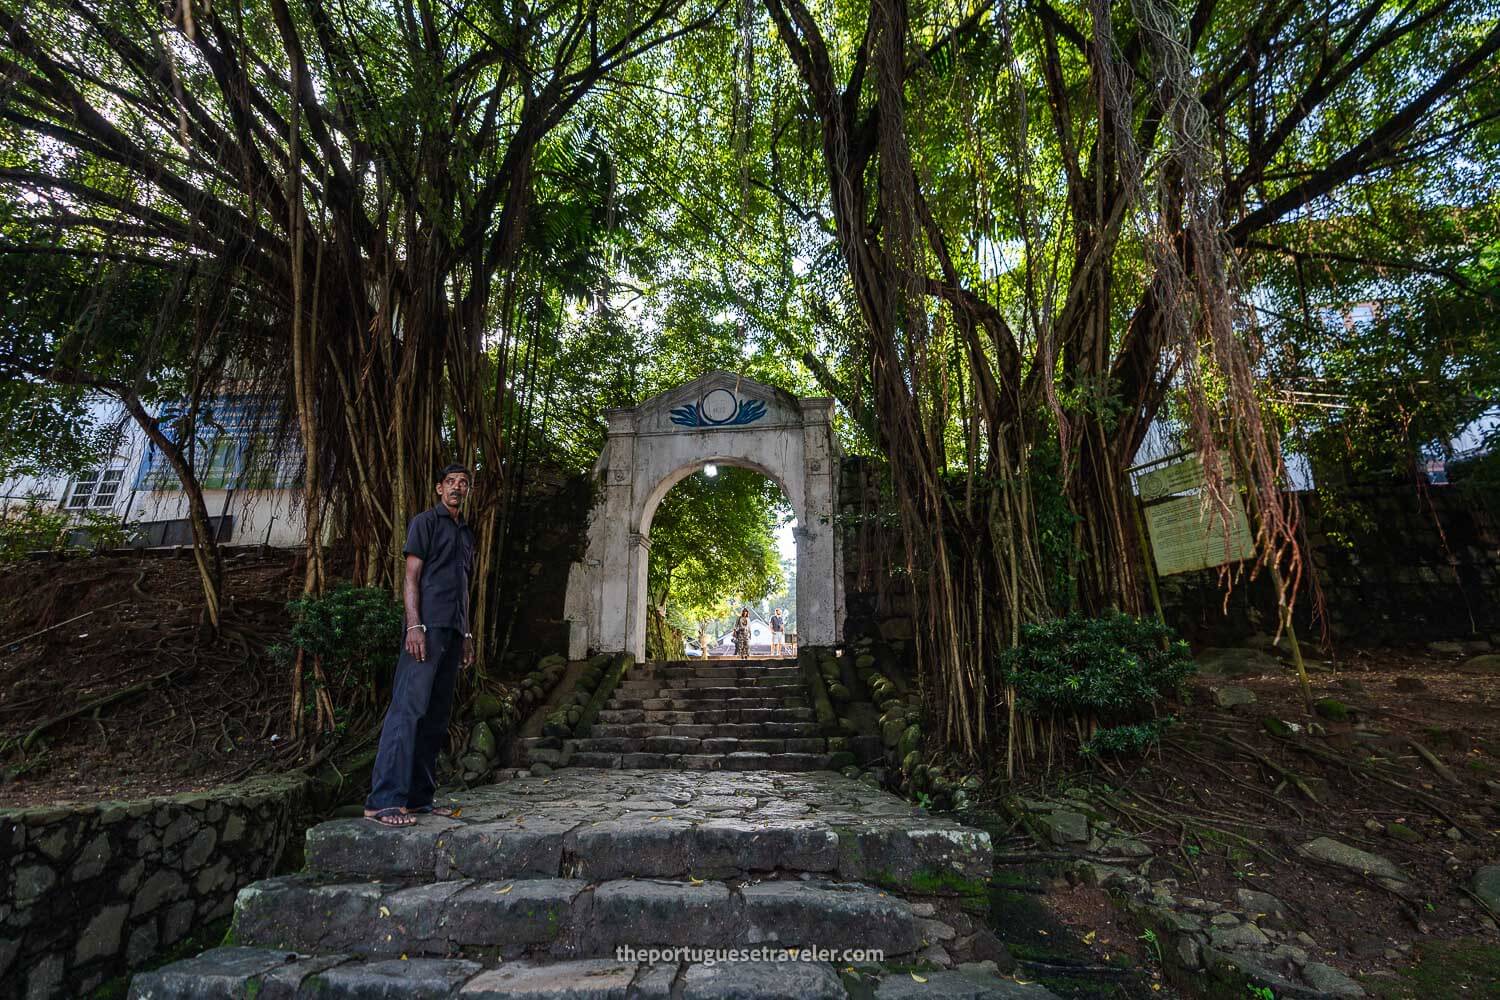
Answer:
[
  {"xmin": 770, "ymin": 607, "xmax": 785, "ymax": 655},
  {"xmin": 364, "ymin": 464, "xmax": 475, "ymax": 828},
  {"xmin": 733, "ymin": 608, "xmax": 751, "ymax": 659}
]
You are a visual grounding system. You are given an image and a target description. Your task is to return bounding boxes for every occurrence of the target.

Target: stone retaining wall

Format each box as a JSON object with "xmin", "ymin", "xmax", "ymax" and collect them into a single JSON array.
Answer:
[
  {"xmin": 1, "ymin": 771, "xmax": 311, "ymax": 999},
  {"xmin": 1161, "ymin": 484, "xmax": 1500, "ymax": 647},
  {"xmin": 839, "ymin": 456, "xmax": 1500, "ymax": 648}
]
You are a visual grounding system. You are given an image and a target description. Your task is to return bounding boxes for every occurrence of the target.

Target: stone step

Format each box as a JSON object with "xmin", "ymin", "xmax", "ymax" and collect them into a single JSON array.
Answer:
[
  {"xmin": 629, "ymin": 670, "xmax": 804, "ymax": 686},
  {"xmin": 682, "ymin": 665, "xmax": 802, "ymax": 678},
  {"xmin": 608, "ymin": 696, "xmax": 807, "ymax": 712},
  {"xmin": 231, "ymin": 875, "xmax": 921, "ymax": 962},
  {"xmin": 641, "ymin": 660, "xmax": 798, "ymax": 672},
  {"xmin": 698, "ymin": 736, "xmax": 828, "ymax": 754},
  {"xmin": 595, "ymin": 707, "xmax": 814, "ymax": 726},
  {"xmin": 301, "ymin": 776, "xmax": 991, "ymax": 890},
  {"xmin": 618, "ymin": 679, "xmax": 805, "ymax": 696},
  {"xmin": 656, "ymin": 685, "xmax": 789, "ymax": 701},
  {"xmin": 564, "ymin": 751, "xmax": 833, "ymax": 772},
  {"xmin": 590, "ymin": 720, "xmax": 821, "ymax": 740},
  {"xmin": 132, "ymin": 946, "xmax": 1059, "ymax": 999},
  {"xmin": 562, "ymin": 736, "xmax": 829, "ymax": 756}
]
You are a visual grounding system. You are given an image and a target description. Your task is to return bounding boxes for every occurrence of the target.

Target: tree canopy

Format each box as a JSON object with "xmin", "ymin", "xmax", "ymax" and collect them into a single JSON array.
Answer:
[{"xmin": 2, "ymin": 0, "xmax": 1495, "ymax": 760}]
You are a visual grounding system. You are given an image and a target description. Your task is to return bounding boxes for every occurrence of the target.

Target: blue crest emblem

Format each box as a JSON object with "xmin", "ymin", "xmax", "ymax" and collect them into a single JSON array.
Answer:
[{"xmin": 670, "ymin": 387, "xmax": 767, "ymax": 428}]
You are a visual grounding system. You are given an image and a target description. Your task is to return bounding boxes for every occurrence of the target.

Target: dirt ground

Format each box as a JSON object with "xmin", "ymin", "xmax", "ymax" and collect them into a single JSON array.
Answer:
[
  {"xmin": 1004, "ymin": 641, "xmax": 1500, "ymax": 994},
  {"xmin": 0, "ymin": 549, "xmax": 300, "ymax": 807}
]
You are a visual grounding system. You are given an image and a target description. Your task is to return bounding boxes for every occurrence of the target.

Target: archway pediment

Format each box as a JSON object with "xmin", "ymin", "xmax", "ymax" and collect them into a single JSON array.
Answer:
[{"xmin": 629, "ymin": 370, "xmax": 808, "ymax": 435}]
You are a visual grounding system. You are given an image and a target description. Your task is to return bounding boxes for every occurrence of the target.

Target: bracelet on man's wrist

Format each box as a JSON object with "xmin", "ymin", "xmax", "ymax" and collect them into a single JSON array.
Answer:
[{"xmin": 406, "ymin": 624, "xmax": 427, "ymax": 633}]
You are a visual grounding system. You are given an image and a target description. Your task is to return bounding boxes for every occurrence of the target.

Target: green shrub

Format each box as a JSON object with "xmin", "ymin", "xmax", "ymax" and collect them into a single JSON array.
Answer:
[
  {"xmin": 72, "ymin": 508, "xmax": 139, "ymax": 550},
  {"xmin": 0, "ymin": 495, "xmax": 71, "ymax": 563},
  {"xmin": 1081, "ymin": 718, "xmax": 1176, "ymax": 756},
  {"xmin": 1000, "ymin": 612, "xmax": 1194, "ymax": 752},
  {"xmin": 0, "ymin": 498, "xmax": 139, "ymax": 563},
  {"xmin": 271, "ymin": 583, "xmax": 403, "ymax": 709}
]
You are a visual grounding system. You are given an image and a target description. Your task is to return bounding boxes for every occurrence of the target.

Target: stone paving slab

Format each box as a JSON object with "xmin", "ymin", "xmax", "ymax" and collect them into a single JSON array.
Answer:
[
  {"xmin": 133, "ymin": 947, "xmax": 1060, "ymax": 999},
  {"xmin": 303, "ymin": 770, "xmax": 990, "ymax": 893},
  {"xmin": 234, "ymin": 875, "xmax": 590, "ymax": 958},
  {"xmin": 128, "ymin": 946, "xmax": 302, "ymax": 998},
  {"xmin": 872, "ymin": 968, "xmax": 1059, "ymax": 999},
  {"xmin": 460, "ymin": 959, "xmax": 640, "ymax": 998},
  {"xmin": 680, "ymin": 961, "xmax": 846, "ymax": 999},
  {"xmin": 232, "ymin": 873, "xmax": 921, "ymax": 960},
  {"xmin": 315, "ymin": 957, "xmax": 484, "ymax": 997},
  {"xmin": 739, "ymin": 880, "xmax": 918, "ymax": 954}
]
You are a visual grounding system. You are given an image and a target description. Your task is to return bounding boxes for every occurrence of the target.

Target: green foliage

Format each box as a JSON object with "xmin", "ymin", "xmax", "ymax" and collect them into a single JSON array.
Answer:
[
  {"xmin": 1026, "ymin": 436, "xmax": 1081, "ymax": 612},
  {"xmin": 271, "ymin": 585, "xmax": 403, "ymax": 704},
  {"xmin": 648, "ymin": 466, "xmax": 788, "ymax": 637},
  {"xmin": 1138, "ymin": 928, "xmax": 1162, "ymax": 965},
  {"xmin": 1000, "ymin": 613, "xmax": 1195, "ymax": 725},
  {"xmin": 0, "ymin": 496, "xmax": 72, "ymax": 563},
  {"xmin": 0, "ymin": 497, "xmax": 138, "ymax": 564},
  {"xmin": 1080, "ymin": 718, "xmax": 1175, "ymax": 757},
  {"xmin": 72, "ymin": 509, "xmax": 138, "ymax": 551}
]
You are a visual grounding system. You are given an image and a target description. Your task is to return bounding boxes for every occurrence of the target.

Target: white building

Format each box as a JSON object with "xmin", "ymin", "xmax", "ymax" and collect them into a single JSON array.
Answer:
[{"xmin": 0, "ymin": 395, "xmax": 305, "ymax": 548}]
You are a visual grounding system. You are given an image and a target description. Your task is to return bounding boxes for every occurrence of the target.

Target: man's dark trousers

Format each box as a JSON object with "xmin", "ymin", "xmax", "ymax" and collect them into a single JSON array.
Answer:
[{"xmin": 365, "ymin": 626, "xmax": 462, "ymax": 812}]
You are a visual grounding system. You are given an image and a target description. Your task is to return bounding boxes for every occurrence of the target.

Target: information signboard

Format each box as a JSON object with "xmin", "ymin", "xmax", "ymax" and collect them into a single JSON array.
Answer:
[{"xmin": 1136, "ymin": 454, "xmax": 1255, "ymax": 576}]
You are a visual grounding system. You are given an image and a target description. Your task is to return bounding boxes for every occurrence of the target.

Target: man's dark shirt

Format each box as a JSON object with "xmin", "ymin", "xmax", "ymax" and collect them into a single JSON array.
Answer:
[
  {"xmin": 771, "ymin": 615, "xmax": 784, "ymax": 632},
  {"xmin": 404, "ymin": 502, "xmax": 476, "ymax": 632}
]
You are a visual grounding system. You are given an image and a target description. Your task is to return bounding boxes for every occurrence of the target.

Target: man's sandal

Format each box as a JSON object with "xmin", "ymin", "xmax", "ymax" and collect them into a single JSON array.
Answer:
[
  {"xmin": 405, "ymin": 804, "xmax": 461, "ymax": 818},
  {"xmin": 364, "ymin": 807, "xmax": 417, "ymax": 827}
]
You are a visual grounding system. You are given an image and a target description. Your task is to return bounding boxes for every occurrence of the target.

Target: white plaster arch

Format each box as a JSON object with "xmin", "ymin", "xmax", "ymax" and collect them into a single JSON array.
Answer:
[{"xmin": 564, "ymin": 371, "xmax": 844, "ymax": 660}]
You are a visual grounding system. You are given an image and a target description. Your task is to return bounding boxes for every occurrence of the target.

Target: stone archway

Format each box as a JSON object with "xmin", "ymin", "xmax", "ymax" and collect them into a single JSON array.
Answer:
[{"xmin": 564, "ymin": 371, "xmax": 843, "ymax": 660}]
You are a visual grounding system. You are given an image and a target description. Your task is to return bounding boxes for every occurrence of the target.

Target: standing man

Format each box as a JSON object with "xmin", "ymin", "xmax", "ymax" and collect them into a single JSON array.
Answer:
[
  {"xmin": 364, "ymin": 464, "xmax": 476, "ymax": 827},
  {"xmin": 769, "ymin": 607, "xmax": 785, "ymax": 656}
]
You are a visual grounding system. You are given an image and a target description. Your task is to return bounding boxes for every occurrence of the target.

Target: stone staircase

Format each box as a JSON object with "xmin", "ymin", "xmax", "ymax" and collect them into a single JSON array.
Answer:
[
  {"xmin": 130, "ymin": 769, "xmax": 1059, "ymax": 999},
  {"xmin": 518, "ymin": 659, "xmax": 844, "ymax": 773}
]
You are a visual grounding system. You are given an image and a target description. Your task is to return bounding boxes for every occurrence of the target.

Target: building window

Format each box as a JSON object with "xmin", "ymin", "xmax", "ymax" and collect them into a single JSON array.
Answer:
[{"xmin": 66, "ymin": 468, "xmax": 124, "ymax": 509}]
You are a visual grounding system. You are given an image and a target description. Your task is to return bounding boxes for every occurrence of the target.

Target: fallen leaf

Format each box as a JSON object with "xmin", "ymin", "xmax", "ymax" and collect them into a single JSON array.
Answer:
[
  {"xmin": 401, "ymin": 953, "xmax": 408, "ymax": 961},
  {"xmin": 909, "ymin": 973, "xmax": 927, "ymax": 983},
  {"xmin": 1083, "ymin": 930, "xmax": 1096, "ymax": 944},
  {"xmin": 495, "ymin": 884, "xmax": 514, "ymax": 894},
  {"xmin": 688, "ymin": 875, "xmax": 705, "ymax": 886},
  {"xmin": 378, "ymin": 906, "xmax": 391, "ymax": 918}
]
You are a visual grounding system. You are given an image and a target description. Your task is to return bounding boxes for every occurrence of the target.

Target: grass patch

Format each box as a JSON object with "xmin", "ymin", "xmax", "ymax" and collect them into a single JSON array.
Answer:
[{"xmin": 1359, "ymin": 938, "xmax": 1500, "ymax": 999}]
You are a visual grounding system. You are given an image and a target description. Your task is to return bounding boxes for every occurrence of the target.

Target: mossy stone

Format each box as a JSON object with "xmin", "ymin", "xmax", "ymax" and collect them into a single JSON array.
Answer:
[
  {"xmin": 470, "ymin": 692, "xmax": 504, "ymax": 720},
  {"xmin": 899, "ymin": 723, "xmax": 922, "ymax": 758},
  {"xmin": 1386, "ymin": 822, "xmax": 1424, "ymax": 844},
  {"xmin": 1314, "ymin": 698, "xmax": 1351, "ymax": 721},
  {"xmin": 1262, "ymin": 716, "xmax": 1294, "ymax": 738}
]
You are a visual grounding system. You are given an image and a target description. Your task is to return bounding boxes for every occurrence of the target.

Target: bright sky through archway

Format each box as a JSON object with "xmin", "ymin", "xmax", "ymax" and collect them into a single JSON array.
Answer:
[{"xmin": 776, "ymin": 519, "xmax": 796, "ymax": 563}]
